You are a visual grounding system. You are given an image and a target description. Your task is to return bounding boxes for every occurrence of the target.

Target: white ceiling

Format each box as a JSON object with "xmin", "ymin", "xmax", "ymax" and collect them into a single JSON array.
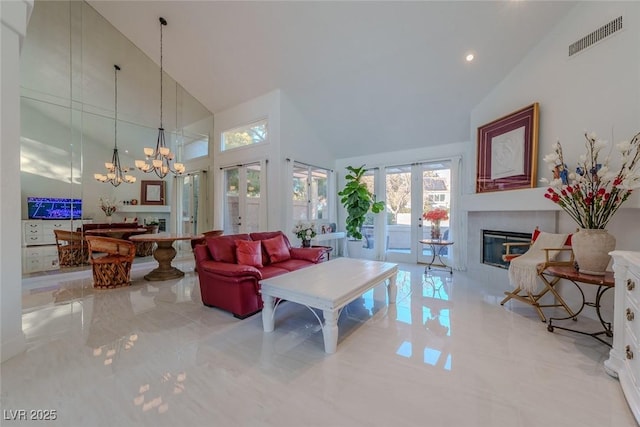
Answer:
[{"xmin": 88, "ymin": 0, "xmax": 577, "ymax": 158}]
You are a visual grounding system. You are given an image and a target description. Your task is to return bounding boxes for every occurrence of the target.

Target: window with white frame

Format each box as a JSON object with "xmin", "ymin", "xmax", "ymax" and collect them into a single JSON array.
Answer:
[
  {"xmin": 221, "ymin": 119, "xmax": 268, "ymax": 152},
  {"xmin": 292, "ymin": 163, "xmax": 329, "ymax": 221}
]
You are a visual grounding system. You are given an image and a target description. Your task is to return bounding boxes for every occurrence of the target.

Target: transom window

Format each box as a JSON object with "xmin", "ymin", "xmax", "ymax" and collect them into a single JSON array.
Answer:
[{"xmin": 221, "ymin": 119, "xmax": 268, "ymax": 152}]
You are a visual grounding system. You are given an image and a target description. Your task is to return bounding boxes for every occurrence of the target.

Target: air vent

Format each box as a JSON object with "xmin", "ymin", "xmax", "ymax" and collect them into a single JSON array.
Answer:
[{"xmin": 569, "ymin": 16, "xmax": 623, "ymax": 57}]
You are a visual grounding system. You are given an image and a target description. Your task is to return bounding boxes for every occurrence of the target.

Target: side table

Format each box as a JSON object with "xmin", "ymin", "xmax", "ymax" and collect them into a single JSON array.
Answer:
[
  {"xmin": 539, "ymin": 265, "xmax": 615, "ymax": 346},
  {"xmin": 419, "ymin": 239, "xmax": 454, "ymax": 274}
]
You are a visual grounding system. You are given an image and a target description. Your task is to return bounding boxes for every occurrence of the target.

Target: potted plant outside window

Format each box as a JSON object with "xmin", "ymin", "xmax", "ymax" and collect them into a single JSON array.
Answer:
[{"xmin": 338, "ymin": 165, "xmax": 385, "ymax": 257}]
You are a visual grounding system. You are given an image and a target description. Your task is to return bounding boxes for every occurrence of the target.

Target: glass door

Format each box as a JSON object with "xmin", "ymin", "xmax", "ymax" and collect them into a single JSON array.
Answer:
[
  {"xmin": 384, "ymin": 164, "xmax": 414, "ymax": 263},
  {"xmin": 176, "ymin": 171, "xmax": 206, "ymax": 253},
  {"xmin": 384, "ymin": 161, "xmax": 451, "ymax": 265},
  {"xmin": 417, "ymin": 161, "xmax": 452, "ymax": 265},
  {"xmin": 223, "ymin": 162, "xmax": 263, "ymax": 234}
]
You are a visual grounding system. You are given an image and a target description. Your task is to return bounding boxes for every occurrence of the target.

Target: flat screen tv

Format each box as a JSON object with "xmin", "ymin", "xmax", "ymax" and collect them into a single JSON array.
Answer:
[{"xmin": 27, "ymin": 197, "xmax": 82, "ymax": 220}]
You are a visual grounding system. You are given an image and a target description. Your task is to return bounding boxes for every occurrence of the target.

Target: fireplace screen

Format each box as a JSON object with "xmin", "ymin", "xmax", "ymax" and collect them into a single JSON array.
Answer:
[{"xmin": 482, "ymin": 230, "xmax": 532, "ymax": 269}]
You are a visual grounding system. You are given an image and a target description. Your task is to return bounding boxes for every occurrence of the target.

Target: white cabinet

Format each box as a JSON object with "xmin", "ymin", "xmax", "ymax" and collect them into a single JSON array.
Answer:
[
  {"xmin": 605, "ymin": 251, "xmax": 640, "ymax": 424},
  {"xmin": 21, "ymin": 220, "xmax": 91, "ymax": 274},
  {"xmin": 22, "ymin": 245, "xmax": 59, "ymax": 274},
  {"xmin": 22, "ymin": 219, "xmax": 80, "ymax": 246}
]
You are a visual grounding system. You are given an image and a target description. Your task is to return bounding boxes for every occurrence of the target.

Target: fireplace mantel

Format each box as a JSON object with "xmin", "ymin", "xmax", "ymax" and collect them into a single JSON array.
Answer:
[{"xmin": 461, "ymin": 187, "xmax": 640, "ymax": 212}]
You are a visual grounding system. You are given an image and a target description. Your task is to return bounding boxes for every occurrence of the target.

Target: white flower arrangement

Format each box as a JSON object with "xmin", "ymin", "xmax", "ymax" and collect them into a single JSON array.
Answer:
[
  {"xmin": 99, "ymin": 197, "xmax": 117, "ymax": 216},
  {"xmin": 292, "ymin": 221, "xmax": 317, "ymax": 241},
  {"xmin": 540, "ymin": 131, "xmax": 640, "ymax": 229}
]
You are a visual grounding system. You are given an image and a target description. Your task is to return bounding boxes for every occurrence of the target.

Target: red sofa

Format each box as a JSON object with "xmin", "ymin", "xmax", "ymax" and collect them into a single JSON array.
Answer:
[{"xmin": 194, "ymin": 231, "xmax": 327, "ymax": 318}]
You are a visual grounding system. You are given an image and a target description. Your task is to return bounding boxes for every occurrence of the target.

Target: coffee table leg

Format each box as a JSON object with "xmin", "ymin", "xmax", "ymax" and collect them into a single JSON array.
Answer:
[
  {"xmin": 322, "ymin": 309, "xmax": 339, "ymax": 354},
  {"xmin": 387, "ymin": 273, "xmax": 397, "ymax": 304},
  {"xmin": 262, "ymin": 295, "xmax": 275, "ymax": 332}
]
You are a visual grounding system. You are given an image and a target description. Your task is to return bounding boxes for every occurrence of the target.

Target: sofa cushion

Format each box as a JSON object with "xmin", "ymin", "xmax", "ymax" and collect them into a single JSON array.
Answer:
[
  {"xmin": 262, "ymin": 235, "xmax": 291, "ymax": 263},
  {"xmin": 259, "ymin": 265, "xmax": 290, "ymax": 280},
  {"xmin": 206, "ymin": 234, "xmax": 251, "ymax": 264},
  {"xmin": 235, "ymin": 240, "xmax": 263, "ymax": 268},
  {"xmin": 275, "ymin": 258, "xmax": 317, "ymax": 272}
]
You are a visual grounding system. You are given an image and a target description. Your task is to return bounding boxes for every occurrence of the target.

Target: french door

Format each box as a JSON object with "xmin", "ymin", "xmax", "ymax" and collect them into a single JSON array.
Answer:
[
  {"xmin": 176, "ymin": 170, "xmax": 207, "ymax": 252},
  {"xmin": 384, "ymin": 161, "xmax": 452, "ymax": 265},
  {"xmin": 223, "ymin": 162, "xmax": 265, "ymax": 234}
]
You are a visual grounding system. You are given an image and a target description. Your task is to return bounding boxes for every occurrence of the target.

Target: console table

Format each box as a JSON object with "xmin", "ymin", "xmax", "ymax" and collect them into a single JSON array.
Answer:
[
  {"xmin": 539, "ymin": 265, "xmax": 615, "ymax": 346},
  {"xmin": 311, "ymin": 231, "xmax": 346, "ymax": 257}
]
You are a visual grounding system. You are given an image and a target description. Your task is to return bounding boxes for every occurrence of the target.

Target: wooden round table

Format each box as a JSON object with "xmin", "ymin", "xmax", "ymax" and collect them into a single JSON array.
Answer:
[
  {"xmin": 129, "ymin": 233, "xmax": 204, "ymax": 281},
  {"xmin": 85, "ymin": 227, "xmax": 148, "ymax": 239}
]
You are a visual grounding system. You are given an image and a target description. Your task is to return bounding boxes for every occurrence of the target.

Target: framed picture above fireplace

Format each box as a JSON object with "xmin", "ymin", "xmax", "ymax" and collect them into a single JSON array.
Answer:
[{"xmin": 476, "ymin": 103, "xmax": 539, "ymax": 193}]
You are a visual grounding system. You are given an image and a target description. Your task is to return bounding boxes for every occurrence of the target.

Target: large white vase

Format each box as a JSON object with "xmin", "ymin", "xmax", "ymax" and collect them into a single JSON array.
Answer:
[{"xmin": 571, "ymin": 228, "xmax": 616, "ymax": 275}]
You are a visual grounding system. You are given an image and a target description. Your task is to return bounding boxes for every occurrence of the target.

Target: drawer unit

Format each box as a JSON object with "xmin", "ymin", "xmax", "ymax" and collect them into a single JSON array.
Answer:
[
  {"xmin": 22, "ymin": 245, "xmax": 59, "ymax": 274},
  {"xmin": 605, "ymin": 251, "xmax": 640, "ymax": 424},
  {"xmin": 21, "ymin": 219, "xmax": 91, "ymax": 273},
  {"xmin": 22, "ymin": 220, "xmax": 44, "ymax": 245}
]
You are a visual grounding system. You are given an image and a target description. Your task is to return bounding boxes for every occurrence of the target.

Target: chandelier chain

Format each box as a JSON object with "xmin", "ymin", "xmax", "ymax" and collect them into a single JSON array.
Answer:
[{"xmin": 160, "ymin": 17, "xmax": 163, "ymax": 129}]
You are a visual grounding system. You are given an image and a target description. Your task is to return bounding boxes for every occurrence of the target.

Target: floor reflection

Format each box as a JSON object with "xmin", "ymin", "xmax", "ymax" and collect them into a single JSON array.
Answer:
[{"xmin": 389, "ymin": 270, "xmax": 453, "ymax": 370}]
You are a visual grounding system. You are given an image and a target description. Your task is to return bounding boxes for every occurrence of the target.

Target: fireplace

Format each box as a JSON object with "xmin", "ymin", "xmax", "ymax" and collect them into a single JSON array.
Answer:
[{"xmin": 482, "ymin": 230, "xmax": 532, "ymax": 269}]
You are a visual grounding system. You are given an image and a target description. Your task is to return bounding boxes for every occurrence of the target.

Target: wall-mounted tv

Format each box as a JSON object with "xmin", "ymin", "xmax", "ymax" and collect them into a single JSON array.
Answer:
[{"xmin": 27, "ymin": 197, "xmax": 82, "ymax": 220}]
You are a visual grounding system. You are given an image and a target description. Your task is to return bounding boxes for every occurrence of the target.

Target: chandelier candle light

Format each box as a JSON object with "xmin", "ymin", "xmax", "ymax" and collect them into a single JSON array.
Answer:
[
  {"xmin": 135, "ymin": 17, "xmax": 185, "ymax": 178},
  {"xmin": 94, "ymin": 65, "xmax": 136, "ymax": 186},
  {"xmin": 542, "ymin": 130, "xmax": 640, "ymax": 274}
]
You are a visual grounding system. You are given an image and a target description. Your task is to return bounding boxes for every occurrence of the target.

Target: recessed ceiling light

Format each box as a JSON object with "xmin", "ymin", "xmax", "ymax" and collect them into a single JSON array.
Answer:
[{"xmin": 466, "ymin": 53, "xmax": 475, "ymax": 62}]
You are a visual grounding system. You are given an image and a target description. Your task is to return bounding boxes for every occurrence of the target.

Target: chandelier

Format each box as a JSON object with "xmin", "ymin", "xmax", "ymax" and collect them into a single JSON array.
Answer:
[
  {"xmin": 95, "ymin": 64, "xmax": 136, "ymax": 186},
  {"xmin": 135, "ymin": 17, "xmax": 185, "ymax": 178}
]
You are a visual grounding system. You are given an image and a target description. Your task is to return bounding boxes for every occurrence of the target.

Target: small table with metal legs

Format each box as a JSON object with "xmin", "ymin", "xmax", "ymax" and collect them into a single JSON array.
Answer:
[
  {"xmin": 539, "ymin": 265, "xmax": 615, "ymax": 346},
  {"xmin": 419, "ymin": 239, "xmax": 454, "ymax": 274}
]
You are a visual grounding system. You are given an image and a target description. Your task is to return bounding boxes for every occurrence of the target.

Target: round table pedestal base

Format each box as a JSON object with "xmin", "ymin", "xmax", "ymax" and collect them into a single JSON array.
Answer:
[
  {"xmin": 143, "ymin": 240, "xmax": 185, "ymax": 281},
  {"xmin": 144, "ymin": 267, "xmax": 184, "ymax": 282}
]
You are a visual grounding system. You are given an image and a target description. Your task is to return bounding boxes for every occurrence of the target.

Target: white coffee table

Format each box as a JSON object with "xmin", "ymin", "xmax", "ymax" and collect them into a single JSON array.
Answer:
[{"xmin": 260, "ymin": 257, "xmax": 398, "ymax": 353}]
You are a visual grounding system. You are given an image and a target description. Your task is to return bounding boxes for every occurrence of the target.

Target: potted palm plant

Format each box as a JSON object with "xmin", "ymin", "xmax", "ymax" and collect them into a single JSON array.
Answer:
[{"xmin": 338, "ymin": 165, "xmax": 385, "ymax": 257}]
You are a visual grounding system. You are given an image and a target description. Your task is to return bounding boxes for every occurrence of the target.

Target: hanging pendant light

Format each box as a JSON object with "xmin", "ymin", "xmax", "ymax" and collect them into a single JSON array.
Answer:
[
  {"xmin": 95, "ymin": 64, "xmax": 136, "ymax": 186},
  {"xmin": 135, "ymin": 17, "xmax": 185, "ymax": 178}
]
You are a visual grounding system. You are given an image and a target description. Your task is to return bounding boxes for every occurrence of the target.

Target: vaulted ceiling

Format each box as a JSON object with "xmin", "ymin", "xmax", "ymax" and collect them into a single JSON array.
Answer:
[{"xmin": 89, "ymin": 0, "xmax": 577, "ymax": 158}]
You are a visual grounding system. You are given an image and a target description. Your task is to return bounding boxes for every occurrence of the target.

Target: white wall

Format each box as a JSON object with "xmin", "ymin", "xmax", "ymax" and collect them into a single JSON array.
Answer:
[
  {"xmin": 1, "ymin": 0, "xmax": 33, "ymax": 362},
  {"xmin": 467, "ymin": 1, "xmax": 640, "ymax": 256},
  {"xmin": 465, "ymin": 2, "xmax": 640, "ymax": 320},
  {"xmin": 213, "ymin": 90, "xmax": 282, "ymax": 231}
]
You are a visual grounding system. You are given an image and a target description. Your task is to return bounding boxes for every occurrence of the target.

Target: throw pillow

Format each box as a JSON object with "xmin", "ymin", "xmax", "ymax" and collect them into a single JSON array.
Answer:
[
  {"xmin": 262, "ymin": 235, "xmax": 291, "ymax": 263},
  {"xmin": 235, "ymin": 240, "xmax": 263, "ymax": 268}
]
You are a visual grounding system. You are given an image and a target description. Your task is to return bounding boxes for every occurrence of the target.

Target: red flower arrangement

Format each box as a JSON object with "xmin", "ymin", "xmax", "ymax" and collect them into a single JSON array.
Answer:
[
  {"xmin": 422, "ymin": 208, "xmax": 449, "ymax": 224},
  {"xmin": 542, "ymin": 131, "xmax": 640, "ymax": 229}
]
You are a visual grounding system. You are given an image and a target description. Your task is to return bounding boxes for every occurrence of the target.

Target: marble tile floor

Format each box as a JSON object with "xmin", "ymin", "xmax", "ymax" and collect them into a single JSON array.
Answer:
[{"xmin": 1, "ymin": 260, "xmax": 636, "ymax": 426}]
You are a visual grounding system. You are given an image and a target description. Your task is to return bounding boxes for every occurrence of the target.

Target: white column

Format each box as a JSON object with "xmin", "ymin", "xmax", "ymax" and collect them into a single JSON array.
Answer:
[{"xmin": 1, "ymin": 0, "xmax": 33, "ymax": 362}]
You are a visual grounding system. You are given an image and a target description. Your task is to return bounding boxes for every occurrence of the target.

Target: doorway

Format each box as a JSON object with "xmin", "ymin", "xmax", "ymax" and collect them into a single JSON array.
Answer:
[
  {"xmin": 222, "ymin": 162, "xmax": 264, "ymax": 234},
  {"xmin": 384, "ymin": 161, "xmax": 452, "ymax": 265}
]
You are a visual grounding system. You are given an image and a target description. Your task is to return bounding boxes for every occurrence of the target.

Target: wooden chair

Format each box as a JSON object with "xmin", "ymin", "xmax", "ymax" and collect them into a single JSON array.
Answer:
[
  {"xmin": 500, "ymin": 229, "xmax": 576, "ymax": 322},
  {"xmin": 85, "ymin": 236, "xmax": 136, "ymax": 289},
  {"xmin": 135, "ymin": 225, "xmax": 159, "ymax": 257},
  {"xmin": 54, "ymin": 229, "xmax": 88, "ymax": 267}
]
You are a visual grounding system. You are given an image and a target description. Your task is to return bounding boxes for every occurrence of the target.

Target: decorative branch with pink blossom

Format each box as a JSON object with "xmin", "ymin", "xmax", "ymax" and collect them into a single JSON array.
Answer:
[{"xmin": 541, "ymin": 131, "xmax": 640, "ymax": 229}]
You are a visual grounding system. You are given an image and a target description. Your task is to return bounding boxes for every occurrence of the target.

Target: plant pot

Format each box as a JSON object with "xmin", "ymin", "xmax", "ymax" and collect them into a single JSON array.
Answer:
[
  {"xmin": 106, "ymin": 216, "xmax": 112, "ymax": 225},
  {"xmin": 571, "ymin": 228, "xmax": 616, "ymax": 275},
  {"xmin": 302, "ymin": 239, "xmax": 311, "ymax": 248},
  {"xmin": 346, "ymin": 239, "xmax": 364, "ymax": 259}
]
